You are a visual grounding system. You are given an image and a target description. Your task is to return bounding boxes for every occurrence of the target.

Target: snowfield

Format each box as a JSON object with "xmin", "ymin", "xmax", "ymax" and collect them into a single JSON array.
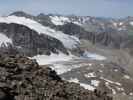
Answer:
[
  {"xmin": 50, "ymin": 63, "xmax": 85, "ymax": 75},
  {"xmin": 32, "ymin": 52, "xmax": 108, "ymax": 74},
  {"xmin": 0, "ymin": 33, "xmax": 12, "ymax": 46},
  {"xmin": 32, "ymin": 52, "xmax": 75, "ymax": 65},
  {"xmin": 0, "ymin": 16, "xmax": 80, "ymax": 49}
]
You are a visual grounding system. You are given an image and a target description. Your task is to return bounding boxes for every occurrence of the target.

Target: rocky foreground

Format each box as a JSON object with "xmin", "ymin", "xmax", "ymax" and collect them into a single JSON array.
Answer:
[{"xmin": 0, "ymin": 54, "xmax": 112, "ymax": 100}]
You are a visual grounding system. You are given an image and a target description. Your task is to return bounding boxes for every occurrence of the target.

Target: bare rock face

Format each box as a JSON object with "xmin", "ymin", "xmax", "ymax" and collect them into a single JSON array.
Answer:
[
  {"xmin": 56, "ymin": 23, "xmax": 127, "ymax": 49},
  {"xmin": 0, "ymin": 54, "xmax": 112, "ymax": 100}
]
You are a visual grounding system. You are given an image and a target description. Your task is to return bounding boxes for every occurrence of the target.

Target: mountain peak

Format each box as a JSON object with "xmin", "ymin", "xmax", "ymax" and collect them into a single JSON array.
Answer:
[{"xmin": 9, "ymin": 11, "xmax": 33, "ymax": 18}]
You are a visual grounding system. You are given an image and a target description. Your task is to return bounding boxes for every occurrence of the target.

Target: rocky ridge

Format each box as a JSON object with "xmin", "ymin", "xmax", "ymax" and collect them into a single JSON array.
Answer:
[{"xmin": 0, "ymin": 54, "xmax": 112, "ymax": 100}]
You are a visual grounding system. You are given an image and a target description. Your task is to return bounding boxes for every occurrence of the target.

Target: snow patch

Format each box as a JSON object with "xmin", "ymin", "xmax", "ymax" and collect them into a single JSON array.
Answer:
[
  {"xmin": 83, "ymin": 51, "xmax": 107, "ymax": 60},
  {"xmin": 80, "ymin": 83, "xmax": 95, "ymax": 91},
  {"xmin": 124, "ymin": 75, "xmax": 131, "ymax": 79},
  {"xmin": 101, "ymin": 77, "xmax": 121, "ymax": 86},
  {"xmin": 73, "ymin": 21, "xmax": 82, "ymax": 26},
  {"xmin": 129, "ymin": 93, "xmax": 133, "ymax": 96},
  {"xmin": 105, "ymin": 82, "xmax": 116, "ymax": 94},
  {"xmin": 50, "ymin": 16, "xmax": 70, "ymax": 25},
  {"xmin": 100, "ymin": 64, "xmax": 104, "ymax": 66},
  {"xmin": 91, "ymin": 80, "xmax": 100, "ymax": 87},
  {"xmin": 89, "ymin": 63, "xmax": 92, "ymax": 66},
  {"xmin": 84, "ymin": 72, "xmax": 96, "ymax": 78},
  {"xmin": 130, "ymin": 22, "xmax": 133, "ymax": 26},
  {"xmin": 32, "ymin": 52, "xmax": 74, "ymax": 65},
  {"xmin": 0, "ymin": 33, "xmax": 12, "ymax": 46},
  {"xmin": 119, "ymin": 22, "xmax": 123, "ymax": 26},
  {"xmin": 114, "ymin": 69, "xmax": 118, "ymax": 72},
  {"xmin": 68, "ymin": 78, "xmax": 79, "ymax": 83},
  {"xmin": 113, "ymin": 22, "xmax": 117, "ymax": 27},
  {"xmin": 50, "ymin": 64, "xmax": 73, "ymax": 75},
  {"xmin": 68, "ymin": 78, "xmax": 95, "ymax": 91},
  {"xmin": 117, "ymin": 87, "xmax": 124, "ymax": 91},
  {"xmin": 51, "ymin": 63, "xmax": 89, "ymax": 75}
]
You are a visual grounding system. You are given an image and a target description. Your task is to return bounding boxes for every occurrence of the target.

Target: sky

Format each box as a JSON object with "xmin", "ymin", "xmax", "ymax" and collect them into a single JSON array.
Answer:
[{"xmin": 0, "ymin": 0, "xmax": 133, "ymax": 18}]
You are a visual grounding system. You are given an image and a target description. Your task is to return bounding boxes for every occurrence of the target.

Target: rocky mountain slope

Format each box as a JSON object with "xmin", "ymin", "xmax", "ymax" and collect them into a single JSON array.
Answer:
[
  {"xmin": 56, "ymin": 59, "xmax": 133, "ymax": 95},
  {"xmin": 0, "ymin": 22, "xmax": 68, "ymax": 56},
  {"xmin": 0, "ymin": 54, "xmax": 112, "ymax": 100}
]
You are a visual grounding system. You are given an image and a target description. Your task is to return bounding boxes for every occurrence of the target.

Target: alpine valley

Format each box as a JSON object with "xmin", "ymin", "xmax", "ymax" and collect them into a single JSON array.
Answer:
[{"xmin": 0, "ymin": 11, "xmax": 133, "ymax": 100}]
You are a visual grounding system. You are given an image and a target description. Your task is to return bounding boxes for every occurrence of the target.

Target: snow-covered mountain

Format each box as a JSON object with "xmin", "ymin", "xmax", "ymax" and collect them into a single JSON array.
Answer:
[
  {"xmin": 9, "ymin": 11, "xmax": 133, "ymax": 50},
  {"xmin": 0, "ymin": 15, "xmax": 80, "ymax": 49},
  {"xmin": 0, "ymin": 15, "xmax": 81, "ymax": 56}
]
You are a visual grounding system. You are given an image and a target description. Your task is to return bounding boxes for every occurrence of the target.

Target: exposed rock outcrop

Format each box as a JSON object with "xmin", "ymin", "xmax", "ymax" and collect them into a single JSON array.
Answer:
[{"xmin": 0, "ymin": 23, "xmax": 68, "ymax": 56}]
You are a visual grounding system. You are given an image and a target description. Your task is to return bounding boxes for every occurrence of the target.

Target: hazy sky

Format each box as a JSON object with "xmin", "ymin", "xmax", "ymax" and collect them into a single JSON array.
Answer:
[{"xmin": 0, "ymin": 0, "xmax": 133, "ymax": 18}]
